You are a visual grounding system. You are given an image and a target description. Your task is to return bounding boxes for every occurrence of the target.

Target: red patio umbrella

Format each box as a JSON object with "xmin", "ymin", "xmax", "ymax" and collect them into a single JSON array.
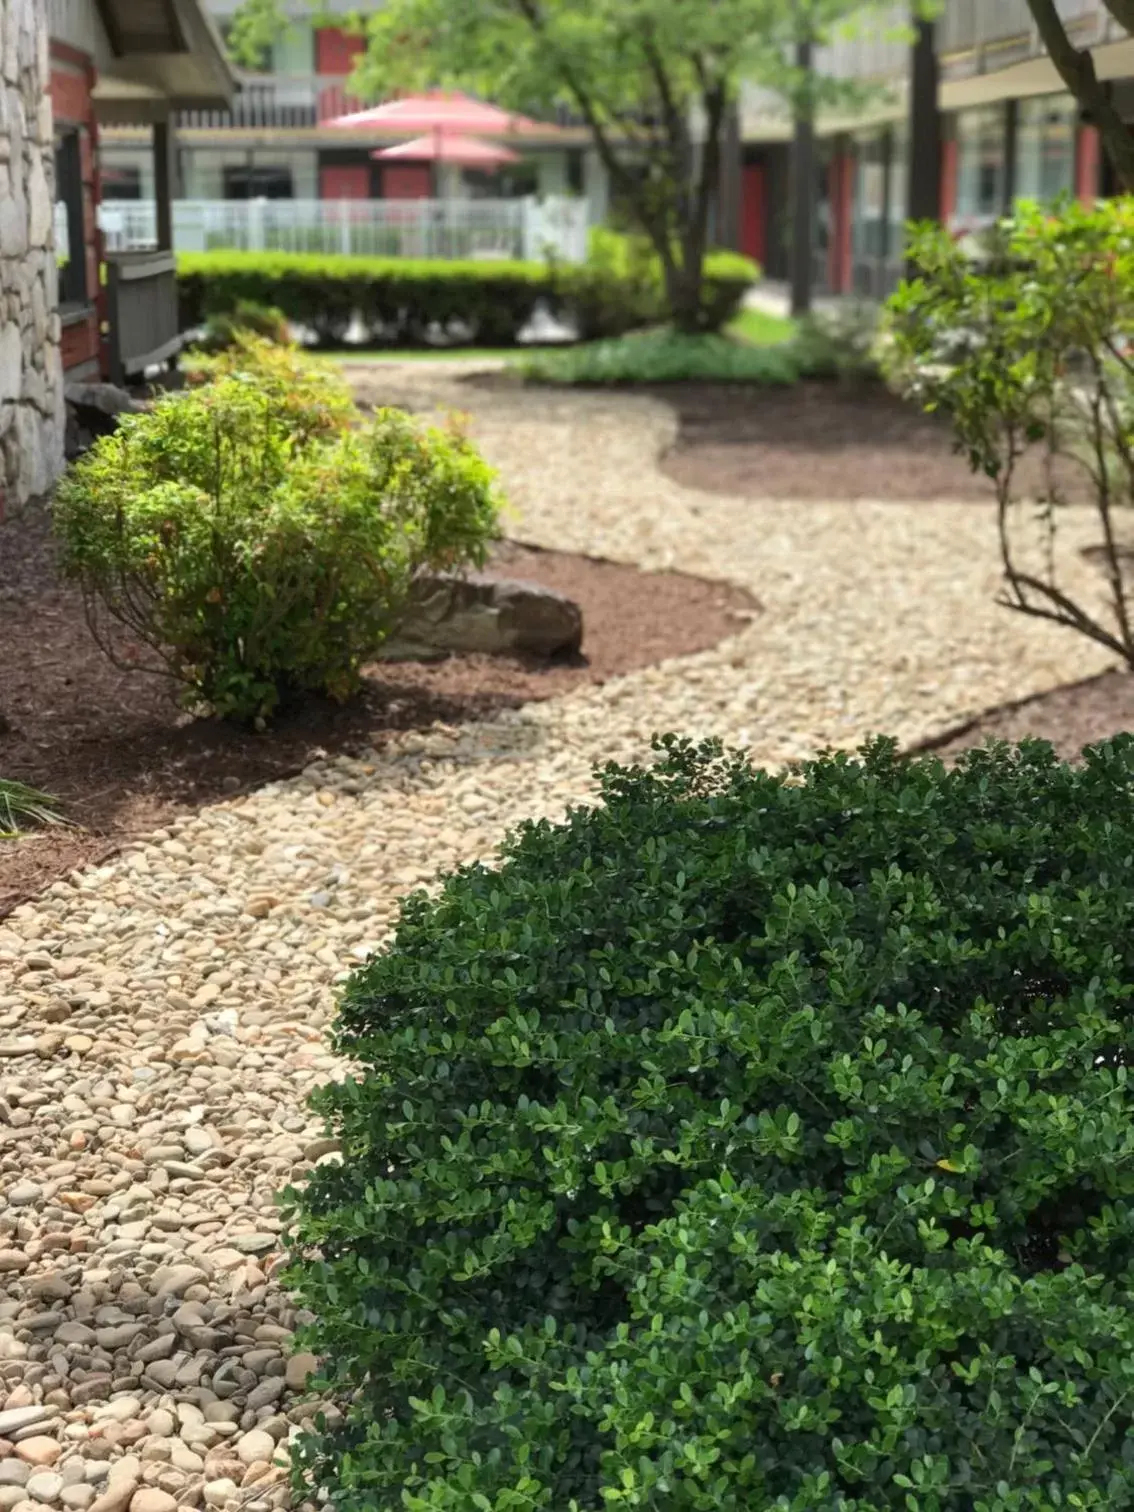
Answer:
[
  {"xmin": 372, "ymin": 132, "xmax": 521, "ymax": 168},
  {"xmin": 325, "ymin": 88, "xmax": 545, "ymax": 136}
]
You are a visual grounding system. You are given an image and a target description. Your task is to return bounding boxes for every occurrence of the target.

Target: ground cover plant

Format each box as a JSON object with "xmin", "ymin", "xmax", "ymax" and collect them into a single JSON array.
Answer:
[
  {"xmin": 284, "ymin": 732, "xmax": 1134, "ymax": 1511},
  {"xmin": 517, "ymin": 305, "xmax": 880, "ymax": 386},
  {"xmin": 0, "ymin": 778, "xmax": 64, "ymax": 836}
]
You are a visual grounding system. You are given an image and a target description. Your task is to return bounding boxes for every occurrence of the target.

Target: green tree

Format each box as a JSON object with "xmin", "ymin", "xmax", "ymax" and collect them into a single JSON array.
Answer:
[
  {"xmin": 224, "ymin": 0, "xmax": 291, "ymax": 71},
  {"xmin": 349, "ymin": 0, "xmax": 901, "ymax": 332},
  {"xmin": 1024, "ymin": 1, "xmax": 1134, "ymax": 189}
]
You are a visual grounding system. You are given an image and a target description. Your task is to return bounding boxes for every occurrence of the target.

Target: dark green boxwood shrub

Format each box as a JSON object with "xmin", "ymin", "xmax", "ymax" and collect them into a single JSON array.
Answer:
[
  {"xmin": 177, "ymin": 244, "xmax": 758, "ymax": 348},
  {"xmin": 285, "ymin": 734, "xmax": 1134, "ymax": 1511},
  {"xmin": 177, "ymin": 251, "xmax": 551, "ymax": 348}
]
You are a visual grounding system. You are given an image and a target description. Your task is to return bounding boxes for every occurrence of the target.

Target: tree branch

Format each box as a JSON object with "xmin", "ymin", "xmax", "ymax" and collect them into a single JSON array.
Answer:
[
  {"xmin": 507, "ymin": 0, "xmax": 671, "ymax": 248},
  {"xmin": 1026, "ymin": 0, "xmax": 1134, "ymax": 188}
]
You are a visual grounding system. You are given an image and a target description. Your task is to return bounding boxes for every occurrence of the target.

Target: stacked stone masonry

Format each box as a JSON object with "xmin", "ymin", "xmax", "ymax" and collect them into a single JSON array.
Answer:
[{"xmin": 0, "ymin": 0, "xmax": 65, "ymax": 507}]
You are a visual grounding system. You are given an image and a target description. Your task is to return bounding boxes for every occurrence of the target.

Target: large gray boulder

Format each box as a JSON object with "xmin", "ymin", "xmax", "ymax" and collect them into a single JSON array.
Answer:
[{"xmin": 381, "ymin": 571, "xmax": 583, "ymax": 661}]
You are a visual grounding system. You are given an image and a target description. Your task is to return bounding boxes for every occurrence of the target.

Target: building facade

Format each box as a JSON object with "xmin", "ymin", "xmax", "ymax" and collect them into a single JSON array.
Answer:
[
  {"xmin": 98, "ymin": 0, "xmax": 602, "ymax": 219},
  {"xmin": 739, "ymin": 0, "xmax": 1134, "ymax": 294},
  {"xmin": 0, "ymin": 0, "xmax": 233, "ymax": 509}
]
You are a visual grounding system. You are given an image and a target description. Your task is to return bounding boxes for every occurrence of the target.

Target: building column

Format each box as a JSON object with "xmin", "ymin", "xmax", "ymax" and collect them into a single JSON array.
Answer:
[
  {"xmin": 906, "ymin": 16, "xmax": 941, "ymax": 230},
  {"xmin": 789, "ymin": 38, "xmax": 815, "ymax": 316},
  {"xmin": 1002, "ymin": 98, "xmax": 1018, "ymax": 213},
  {"xmin": 583, "ymin": 149, "xmax": 609, "ymax": 226},
  {"xmin": 1076, "ymin": 124, "xmax": 1101, "ymax": 204},
  {"xmin": 828, "ymin": 146, "xmax": 853, "ymax": 295},
  {"xmin": 940, "ymin": 131, "xmax": 958, "ymax": 226}
]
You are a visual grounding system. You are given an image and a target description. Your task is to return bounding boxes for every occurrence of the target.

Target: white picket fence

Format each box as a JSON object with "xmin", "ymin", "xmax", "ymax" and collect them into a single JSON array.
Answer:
[{"xmin": 97, "ymin": 196, "xmax": 590, "ymax": 263}]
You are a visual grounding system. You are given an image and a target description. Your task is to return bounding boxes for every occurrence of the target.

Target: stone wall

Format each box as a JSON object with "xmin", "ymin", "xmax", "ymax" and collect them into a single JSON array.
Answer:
[{"xmin": 0, "ymin": 0, "xmax": 65, "ymax": 507}]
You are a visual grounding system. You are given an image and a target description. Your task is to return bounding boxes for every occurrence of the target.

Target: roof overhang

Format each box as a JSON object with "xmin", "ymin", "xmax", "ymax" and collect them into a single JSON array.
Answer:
[
  {"xmin": 741, "ymin": 31, "xmax": 1134, "ymax": 144},
  {"xmin": 91, "ymin": 0, "xmax": 236, "ymax": 124}
]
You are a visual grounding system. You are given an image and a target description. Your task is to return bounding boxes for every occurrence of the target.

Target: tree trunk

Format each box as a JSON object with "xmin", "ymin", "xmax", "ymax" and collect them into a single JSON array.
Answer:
[{"xmin": 667, "ymin": 253, "xmax": 706, "ymax": 334}]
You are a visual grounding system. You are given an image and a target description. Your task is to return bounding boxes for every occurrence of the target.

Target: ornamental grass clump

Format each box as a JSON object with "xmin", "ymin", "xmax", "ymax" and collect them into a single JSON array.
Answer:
[
  {"xmin": 55, "ymin": 370, "xmax": 498, "ymax": 721},
  {"xmin": 285, "ymin": 734, "xmax": 1134, "ymax": 1512}
]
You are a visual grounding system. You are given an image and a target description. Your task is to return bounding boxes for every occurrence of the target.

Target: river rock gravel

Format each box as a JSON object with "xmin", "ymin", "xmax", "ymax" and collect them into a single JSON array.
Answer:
[{"xmin": 0, "ymin": 366, "xmax": 1116, "ymax": 1509}]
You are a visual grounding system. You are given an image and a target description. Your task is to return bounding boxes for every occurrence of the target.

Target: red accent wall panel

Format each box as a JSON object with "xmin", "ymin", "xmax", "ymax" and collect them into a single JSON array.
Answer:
[
  {"xmin": 828, "ymin": 154, "xmax": 854, "ymax": 294},
  {"xmin": 1077, "ymin": 125, "xmax": 1101, "ymax": 205},
  {"xmin": 320, "ymin": 164, "xmax": 371, "ymax": 200},
  {"xmin": 315, "ymin": 26, "xmax": 365, "ymax": 76},
  {"xmin": 940, "ymin": 138, "xmax": 958, "ymax": 225},
  {"xmin": 382, "ymin": 164, "xmax": 433, "ymax": 199},
  {"xmin": 60, "ymin": 314, "xmax": 100, "ymax": 371},
  {"xmin": 50, "ymin": 66, "xmax": 89, "ymax": 125},
  {"xmin": 739, "ymin": 162, "xmax": 766, "ymax": 266}
]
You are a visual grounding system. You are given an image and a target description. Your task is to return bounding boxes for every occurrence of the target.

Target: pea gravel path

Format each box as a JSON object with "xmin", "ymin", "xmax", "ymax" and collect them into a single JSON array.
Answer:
[{"xmin": 0, "ymin": 368, "xmax": 1114, "ymax": 1512}]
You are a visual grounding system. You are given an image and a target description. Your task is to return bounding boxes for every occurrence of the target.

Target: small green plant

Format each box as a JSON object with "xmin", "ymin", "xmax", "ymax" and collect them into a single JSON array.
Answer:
[
  {"xmin": 0, "ymin": 779, "xmax": 64, "ymax": 837},
  {"xmin": 791, "ymin": 300, "xmax": 882, "ymax": 381},
  {"xmin": 191, "ymin": 299, "xmax": 292, "ymax": 353},
  {"xmin": 284, "ymin": 733, "xmax": 1134, "ymax": 1511},
  {"xmin": 885, "ymin": 198, "xmax": 1134, "ymax": 667},
  {"xmin": 555, "ymin": 230, "xmax": 759, "ymax": 340},
  {"xmin": 55, "ymin": 378, "xmax": 499, "ymax": 722}
]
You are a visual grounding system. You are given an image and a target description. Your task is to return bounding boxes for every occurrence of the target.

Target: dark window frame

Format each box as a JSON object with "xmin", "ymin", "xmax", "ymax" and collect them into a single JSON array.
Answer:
[{"xmin": 55, "ymin": 128, "xmax": 88, "ymax": 309}]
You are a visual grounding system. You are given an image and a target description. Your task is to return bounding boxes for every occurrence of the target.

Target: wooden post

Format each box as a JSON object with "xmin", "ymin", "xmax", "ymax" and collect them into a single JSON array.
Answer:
[
  {"xmin": 790, "ymin": 38, "xmax": 815, "ymax": 317},
  {"xmin": 152, "ymin": 117, "xmax": 176, "ymax": 251}
]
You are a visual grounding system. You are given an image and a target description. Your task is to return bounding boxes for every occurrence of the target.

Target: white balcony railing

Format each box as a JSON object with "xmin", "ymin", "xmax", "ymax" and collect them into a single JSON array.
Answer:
[
  {"xmin": 97, "ymin": 196, "xmax": 591, "ymax": 263},
  {"xmin": 174, "ymin": 73, "xmax": 366, "ymax": 129}
]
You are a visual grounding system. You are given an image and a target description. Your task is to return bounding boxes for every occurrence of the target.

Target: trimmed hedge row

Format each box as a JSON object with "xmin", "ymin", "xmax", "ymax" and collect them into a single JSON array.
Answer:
[{"xmin": 176, "ymin": 246, "xmax": 758, "ymax": 346}]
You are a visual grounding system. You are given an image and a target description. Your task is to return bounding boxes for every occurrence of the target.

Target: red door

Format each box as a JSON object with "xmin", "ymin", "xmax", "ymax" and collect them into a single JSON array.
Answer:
[
  {"xmin": 315, "ymin": 26, "xmax": 365, "ymax": 75},
  {"xmin": 382, "ymin": 164, "xmax": 432, "ymax": 199},
  {"xmin": 320, "ymin": 164, "xmax": 370, "ymax": 200},
  {"xmin": 740, "ymin": 163, "xmax": 766, "ymax": 265}
]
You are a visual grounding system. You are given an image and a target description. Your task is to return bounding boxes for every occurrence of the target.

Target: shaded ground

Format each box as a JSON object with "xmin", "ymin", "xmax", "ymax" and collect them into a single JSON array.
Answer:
[
  {"xmin": 659, "ymin": 381, "xmax": 1087, "ymax": 503},
  {"xmin": 920, "ymin": 668, "xmax": 1134, "ymax": 765},
  {"xmin": 0, "ymin": 502, "xmax": 755, "ymax": 914}
]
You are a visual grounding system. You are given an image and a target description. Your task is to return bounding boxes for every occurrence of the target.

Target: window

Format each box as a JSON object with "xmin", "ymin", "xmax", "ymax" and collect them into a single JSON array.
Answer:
[
  {"xmin": 222, "ymin": 164, "xmax": 295, "ymax": 199},
  {"xmin": 1015, "ymin": 96, "xmax": 1076, "ymax": 203},
  {"xmin": 54, "ymin": 129, "xmax": 87, "ymax": 307},
  {"xmin": 101, "ymin": 165, "xmax": 143, "ymax": 201},
  {"xmin": 955, "ymin": 106, "xmax": 1006, "ymax": 225},
  {"xmin": 852, "ymin": 131, "xmax": 888, "ymax": 264},
  {"xmin": 464, "ymin": 163, "xmax": 540, "ymax": 200}
]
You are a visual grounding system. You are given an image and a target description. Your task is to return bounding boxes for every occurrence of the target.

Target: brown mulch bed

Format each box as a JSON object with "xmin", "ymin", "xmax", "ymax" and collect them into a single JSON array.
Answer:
[
  {"xmin": 0, "ymin": 501, "xmax": 756, "ymax": 916},
  {"xmin": 916, "ymin": 668, "xmax": 1134, "ymax": 765},
  {"xmin": 658, "ymin": 381, "xmax": 1088, "ymax": 503}
]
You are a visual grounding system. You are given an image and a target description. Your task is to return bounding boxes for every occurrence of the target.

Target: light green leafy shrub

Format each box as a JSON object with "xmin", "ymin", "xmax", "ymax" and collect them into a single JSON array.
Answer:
[
  {"xmin": 885, "ymin": 198, "xmax": 1134, "ymax": 669},
  {"xmin": 55, "ymin": 377, "xmax": 499, "ymax": 721},
  {"xmin": 284, "ymin": 732, "xmax": 1134, "ymax": 1511}
]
